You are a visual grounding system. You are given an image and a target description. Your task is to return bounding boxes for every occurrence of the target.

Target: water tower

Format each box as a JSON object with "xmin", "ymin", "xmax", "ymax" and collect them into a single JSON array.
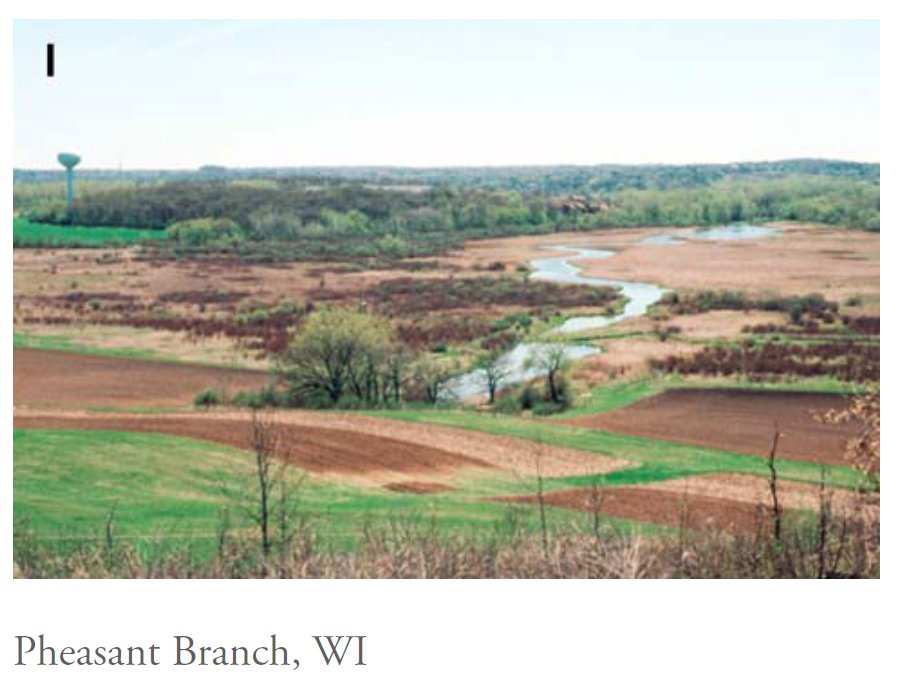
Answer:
[{"xmin": 57, "ymin": 152, "xmax": 81, "ymax": 208}]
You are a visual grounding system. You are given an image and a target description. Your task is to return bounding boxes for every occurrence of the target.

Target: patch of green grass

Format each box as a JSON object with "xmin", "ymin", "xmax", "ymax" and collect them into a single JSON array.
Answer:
[
  {"xmin": 13, "ymin": 429, "xmax": 652, "ymax": 558},
  {"xmin": 13, "ymin": 331, "xmax": 165, "ymax": 361},
  {"xmin": 679, "ymin": 375, "xmax": 867, "ymax": 395},
  {"xmin": 13, "ymin": 217, "xmax": 166, "ymax": 247},
  {"xmin": 559, "ymin": 379, "xmax": 662, "ymax": 417}
]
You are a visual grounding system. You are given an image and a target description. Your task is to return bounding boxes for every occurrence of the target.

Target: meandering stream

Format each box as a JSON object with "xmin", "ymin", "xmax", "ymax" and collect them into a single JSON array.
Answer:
[{"xmin": 442, "ymin": 224, "xmax": 779, "ymax": 400}]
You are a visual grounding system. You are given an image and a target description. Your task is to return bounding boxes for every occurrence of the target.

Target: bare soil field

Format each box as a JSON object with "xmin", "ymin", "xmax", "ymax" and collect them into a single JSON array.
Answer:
[
  {"xmin": 502, "ymin": 487, "xmax": 770, "ymax": 533},
  {"xmin": 268, "ymin": 410, "xmax": 628, "ymax": 478},
  {"xmin": 567, "ymin": 388, "xmax": 859, "ymax": 465},
  {"xmin": 14, "ymin": 348, "xmax": 269, "ymax": 408}
]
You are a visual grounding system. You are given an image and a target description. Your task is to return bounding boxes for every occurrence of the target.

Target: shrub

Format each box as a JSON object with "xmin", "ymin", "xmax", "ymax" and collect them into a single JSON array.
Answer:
[
  {"xmin": 532, "ymin": 400, "xmax": 566, "ymax": 416},
  {"xmin": 247, "ymin": 209, "xmax": 303, "ymax": 241},
  {"xmin": 194, "ymin": 387, "xmax": 225, "ymax": 408},
  {"xmin": 167, "ymin": 218, "xmax": 246, "ymax": 249},
  {"xmin": 231, "ymin": 385, "xmax": 283, "ymax": 409},
  {"xmin": 519, "ymin": 385, "xmax": 540, "ymax": 410}
]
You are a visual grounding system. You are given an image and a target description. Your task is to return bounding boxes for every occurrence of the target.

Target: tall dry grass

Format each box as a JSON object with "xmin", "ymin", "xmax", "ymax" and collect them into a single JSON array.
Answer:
[{"xmin": 14, "ymin": 507, "xmax": 879, "ymax": 579}]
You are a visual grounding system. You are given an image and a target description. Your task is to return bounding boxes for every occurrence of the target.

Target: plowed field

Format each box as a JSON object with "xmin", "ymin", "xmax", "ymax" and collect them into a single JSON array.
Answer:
[
  {"xmin": 567, "ymin": 388, "xmax": 859, "ymax": 465},
  {"xmin": 14, "ymin": 349, "xmax": 269, "ymax": 408}
]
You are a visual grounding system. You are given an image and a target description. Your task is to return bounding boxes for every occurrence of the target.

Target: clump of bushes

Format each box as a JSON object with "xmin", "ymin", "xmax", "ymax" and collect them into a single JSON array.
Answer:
[
  {"xmin": 656, "ymin": 290, "xmax": 838, "ymax": 321},
  {"xmin": 167, "ymin": 217, "xmax": 246, "ymax": 249},
  {"xmin": 231, "ymin": 385, "xmax": 284, "ymax": 409},
  {"xmin": 492, "ymin": 381, "xmax": 573, "ymax": 415},
  {"xmin": 194, "ymin": 387, "xmax": 226, "ymax": 408}
]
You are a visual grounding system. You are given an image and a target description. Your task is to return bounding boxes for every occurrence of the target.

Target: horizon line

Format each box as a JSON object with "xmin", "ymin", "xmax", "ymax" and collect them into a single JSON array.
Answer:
[{"xmin": 13, "ymin": 156, "xmax": 881, "ymax": 174}]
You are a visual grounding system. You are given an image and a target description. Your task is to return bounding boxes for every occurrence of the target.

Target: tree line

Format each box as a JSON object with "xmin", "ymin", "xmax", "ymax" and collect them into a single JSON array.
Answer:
[{"xmin": 16, "ymin": 167, "xmax": 879, "ymax": 262}]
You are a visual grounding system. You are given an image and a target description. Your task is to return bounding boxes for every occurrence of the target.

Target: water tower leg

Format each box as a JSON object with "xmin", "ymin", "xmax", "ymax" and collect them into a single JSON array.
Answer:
[{"xmin": 65, "ymin": 168, "xmax": 74, "ymax": 208}]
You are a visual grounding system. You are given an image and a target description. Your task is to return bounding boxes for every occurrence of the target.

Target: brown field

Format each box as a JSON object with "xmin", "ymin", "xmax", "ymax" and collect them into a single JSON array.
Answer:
[
  {"xmin": 14, "ymin": 348, "xmax": 270, "ymax": 408},
  {"xmin": 501, "ymin": 469, "xmax": 872, "ymax": 533},
  {"xmin": 501, "ymin": 487, "xmax": 769, "ymax": 533},
  {"xmin": 567, "ymin": 388, "xmax": 860, "ymax": 465}
]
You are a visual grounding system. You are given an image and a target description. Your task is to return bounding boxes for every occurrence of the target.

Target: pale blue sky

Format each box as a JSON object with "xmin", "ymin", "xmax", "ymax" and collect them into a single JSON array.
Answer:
[{"xmin": 14, "ymin": 20, "xmax": 879, "ymax": 169}]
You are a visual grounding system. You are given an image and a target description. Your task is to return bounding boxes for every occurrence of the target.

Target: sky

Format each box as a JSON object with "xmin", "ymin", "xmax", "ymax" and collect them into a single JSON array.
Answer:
[{"xmin": 13, "ymin": 20, "xmax": 880, "ymax": 169}]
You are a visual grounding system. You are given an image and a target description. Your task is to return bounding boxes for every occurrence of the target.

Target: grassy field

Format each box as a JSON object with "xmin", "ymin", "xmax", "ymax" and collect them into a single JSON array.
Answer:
[
  {"xmin": 13, "ymin": 428, "xmax": 652, "ymax": 558},
  {"xmin": 13, "ymin": 217, "xmax": 167, "ymax": 247}
]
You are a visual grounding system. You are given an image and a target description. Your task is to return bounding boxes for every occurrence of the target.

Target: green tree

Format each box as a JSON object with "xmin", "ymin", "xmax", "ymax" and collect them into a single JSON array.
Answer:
[{"xmin": 280, "ymin": 308, "xmax": 394, "ymax": 405}]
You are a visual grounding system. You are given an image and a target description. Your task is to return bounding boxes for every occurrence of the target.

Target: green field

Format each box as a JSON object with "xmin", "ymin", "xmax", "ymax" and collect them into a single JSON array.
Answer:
[
  {"xmin": 13, "ymin": 429, "xmax": 652, "ymax": 558},
  {"xmin": 13, "ymin": 217, "xmax": 167, "ymax": 247}
]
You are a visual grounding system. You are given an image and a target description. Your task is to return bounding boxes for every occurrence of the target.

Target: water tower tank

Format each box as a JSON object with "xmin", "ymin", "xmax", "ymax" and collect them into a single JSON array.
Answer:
[{"xmin": 57, "ymin": 153, "xmax": 81, "ymax": 169}]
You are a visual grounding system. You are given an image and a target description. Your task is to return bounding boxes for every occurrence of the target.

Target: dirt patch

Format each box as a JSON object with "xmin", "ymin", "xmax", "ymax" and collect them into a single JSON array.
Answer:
[
  {"xmin": 567, "ymin": 388, "xmax": 860, "ymax": 465},
  {"xmin": 502, "ymin": 487, "xmax": 770, "ymax": 533},
  {"xmin": 384, "ymin": 481, "xmax": 454, "ymax": 494},
  {"xmin": 14, "ymin": 348, "xmax": 270, "ymax": 408}
]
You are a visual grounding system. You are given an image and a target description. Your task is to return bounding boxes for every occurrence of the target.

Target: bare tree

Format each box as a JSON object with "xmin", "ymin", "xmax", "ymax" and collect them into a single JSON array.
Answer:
[
  {"xmin": 767, "ymin": 423, "xmax": 782, "ymax": 543},
  {"xmin": 222, "ymin": 410, "xmax": 305, "ymax": 563},
  {"xmin": 475, "ymin": 350, "xmax": 510, "ymax": 404},
  {"xmin": 531, "ymin": 341, "xmax": 570, "ymax": 404}
]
